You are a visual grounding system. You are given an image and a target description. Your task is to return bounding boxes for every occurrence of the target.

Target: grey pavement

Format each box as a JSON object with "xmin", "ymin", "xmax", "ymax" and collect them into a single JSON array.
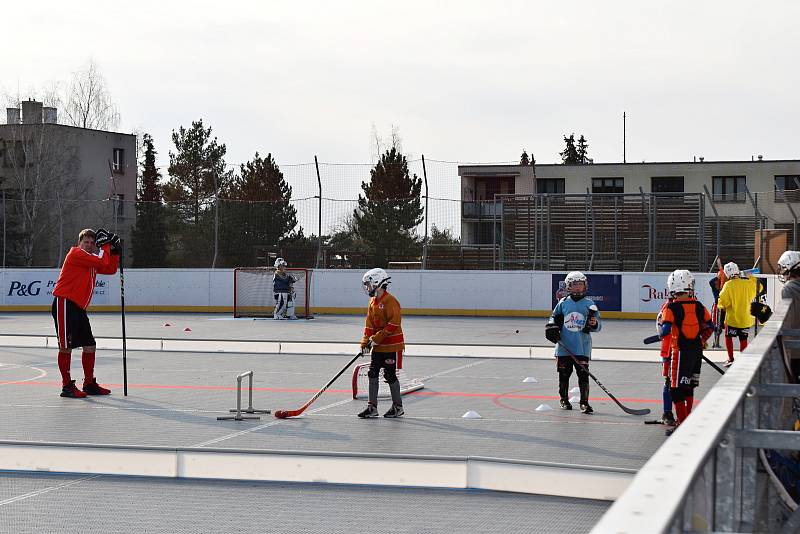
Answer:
[
  {"xmin": 0, "ymin": 346, "xmax": 721, "ymax": 469},
  {"xmin": 1, "ymin": 311, "xmax": 694, "ymax": 350},
  {"xmin": 0, "ymin": 472, "xmax": 610, "ymax": 534}
]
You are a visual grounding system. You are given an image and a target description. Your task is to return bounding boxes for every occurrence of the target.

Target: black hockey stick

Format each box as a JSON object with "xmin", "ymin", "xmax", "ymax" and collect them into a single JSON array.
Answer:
[
  {"xmin": 643, "ymin": 334, "xmax": 661, "ymax": 345},
  {"xmin": 557, "ymin": 342, "xmax": 650, "ymax": 416},
  {"xmin": 274, "ymin": 351, "xmax": 363, "ymax": 418},
  {"xmin": 643, "ymin": 335, "xmax": 724, "ymax": 375},
  {"xmin": 119, "ymin": 239, "xmax": 128, "ymax": 396}
]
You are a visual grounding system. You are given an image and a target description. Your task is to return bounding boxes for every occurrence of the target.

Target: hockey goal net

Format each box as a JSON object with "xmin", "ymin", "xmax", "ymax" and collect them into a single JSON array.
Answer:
[
  {"xmin": 351, "ymin": 363, "xmax": 424, "ymax": 399},
  {"xmin": 233, "ymin": 267, "xmax": 312, "ymax": 318}
]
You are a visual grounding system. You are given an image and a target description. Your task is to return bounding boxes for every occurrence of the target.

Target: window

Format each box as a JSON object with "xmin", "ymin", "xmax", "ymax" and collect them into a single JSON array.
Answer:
[
  {"xmin": 112, "ymin": 148, "xmax": 125, "ymax": 173},
  {"xmin": 474, "ymin": 176, "xmax": 514, "ymax": 201},
  {"xmin": 712, "ymin": 176, "xmax": 746, "ymax": 202},
  {"xmin": 592, "ymin": 177, "xmax": 624, "ymax": 194},
  {"xmin": 536, "ymin": 178, "xmax": 565, "ymax": 194},
  {"xmin": 775, "ymin": 175, "xmax": 800, "ymax": 203},
  {"xmin": 651, "ymin": 176, "xmax": 684, "ymax": 193}
]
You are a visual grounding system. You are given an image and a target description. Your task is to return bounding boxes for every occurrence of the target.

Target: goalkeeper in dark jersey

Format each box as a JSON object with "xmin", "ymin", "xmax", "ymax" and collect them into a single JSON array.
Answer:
[{"xmin": 272, "ymin": 258, "xmax": 297, "ymax": 320}]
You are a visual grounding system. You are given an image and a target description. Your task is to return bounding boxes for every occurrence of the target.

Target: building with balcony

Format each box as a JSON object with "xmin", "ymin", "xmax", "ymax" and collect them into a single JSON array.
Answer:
[{"xmin": 457, "ymin": 159, "xmax": 800, "ymax": 271}]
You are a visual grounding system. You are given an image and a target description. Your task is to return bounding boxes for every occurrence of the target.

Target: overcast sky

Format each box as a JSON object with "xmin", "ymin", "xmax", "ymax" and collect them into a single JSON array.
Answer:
[{"xmin": 4, "ymin": 1, "xmax": 799, "ymax": 169}]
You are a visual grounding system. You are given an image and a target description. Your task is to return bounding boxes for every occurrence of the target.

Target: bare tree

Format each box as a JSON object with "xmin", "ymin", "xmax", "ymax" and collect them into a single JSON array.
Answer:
[
  {"xmin": 62, "ymin": 61, "xmax": 121, "ymax": 131},
  {"xmin": 0, "ymin": 116, "xmax": 87, "ymax": 265}
]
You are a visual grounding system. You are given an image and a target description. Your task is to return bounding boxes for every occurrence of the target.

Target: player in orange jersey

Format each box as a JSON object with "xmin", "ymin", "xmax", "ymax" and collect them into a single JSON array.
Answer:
[
  {"xmin": 52, "ymin": 228, "xmax": 120, "ymax": 398},
  {"xmin": 358, "ymin": 268, "xmax": 406, "ymax": 419},
  {"xmin": 659, "ymin": 270, "xmax": 714, "ymax": 436}
]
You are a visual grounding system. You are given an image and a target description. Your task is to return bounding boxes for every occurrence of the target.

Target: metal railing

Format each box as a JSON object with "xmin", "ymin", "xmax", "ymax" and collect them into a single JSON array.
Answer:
[{"xmin": 592, "ymin": 296, "xmax": 800, "ymax": 533}]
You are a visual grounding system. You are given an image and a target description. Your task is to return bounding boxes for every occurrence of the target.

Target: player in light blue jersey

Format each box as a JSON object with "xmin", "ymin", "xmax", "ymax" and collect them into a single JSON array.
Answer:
[{"xmin": 545, "ymin": 271, "xmax": 602, "ymax": 414}]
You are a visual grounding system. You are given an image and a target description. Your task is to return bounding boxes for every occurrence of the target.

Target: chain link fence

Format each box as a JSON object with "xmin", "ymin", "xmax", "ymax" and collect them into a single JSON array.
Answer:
[{"xmin": 0, "ymin": 160, "xmax": 794, "ymax": 272}]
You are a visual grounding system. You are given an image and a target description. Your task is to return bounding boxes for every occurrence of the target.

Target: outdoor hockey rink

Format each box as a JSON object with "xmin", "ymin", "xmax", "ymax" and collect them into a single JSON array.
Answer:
[{"xmin": 0, "ymin": 313, "xmax": 728, "ymax": 533}]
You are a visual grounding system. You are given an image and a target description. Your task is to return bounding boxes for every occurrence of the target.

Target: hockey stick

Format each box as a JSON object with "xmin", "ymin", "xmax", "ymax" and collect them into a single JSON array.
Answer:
[
  {"xmin": 702, "ymin": 355, "xmax": 725, "ymax": 375},
  {"xmin": 643, "ymin": 334, "xmax": 661, "ymax": 345},
  {"xmin": 557, "ymin": 342, "xmax": 650, "ymax": 416},
  {"xmin": 643, "ymin": 335, "xmax": 724, "ymax": 375},
  {"xmin": 274, "ymin": 351, "xmax": 363, "ymax": 418},
  {"xmin": 119, "ymin": 239, "xmax": 128, "ymax": 396}
]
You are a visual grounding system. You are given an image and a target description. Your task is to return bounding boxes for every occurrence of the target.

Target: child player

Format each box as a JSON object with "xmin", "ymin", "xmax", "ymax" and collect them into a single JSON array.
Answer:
[
  {"xmin": 545, "ymin": 271, "xmax": 601, "ymax": 414},
  {"xmin": 655, "ymin": 296, "xmax": 677, "ymax": 426},
  {"xmin": 658, "ymin": 270, "xmax": 714, "ymax": 436},
  {"xmin": 717, "ymin": 262, "xmax": 758, "ymax": 367},
  {"xmin": 272, "ymin": 258, "xmax": 297, "ymax": 320},
  {"xmin": 357, "ymin": 268, "xmax": 406, "ymax": 418}
]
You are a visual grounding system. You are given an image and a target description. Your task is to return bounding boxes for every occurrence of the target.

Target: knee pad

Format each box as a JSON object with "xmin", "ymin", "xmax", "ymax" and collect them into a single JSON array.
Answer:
[
  {"xmin": 558, "ymin": 367, "xmax": 572, "ymax": 380},
  {"xmin": 383, "ymin": 368, "xmax": 398, "ymax": 384},
  {"xmin": 367, "ymin": 368, "xmax": 380, "ymax": 379}
]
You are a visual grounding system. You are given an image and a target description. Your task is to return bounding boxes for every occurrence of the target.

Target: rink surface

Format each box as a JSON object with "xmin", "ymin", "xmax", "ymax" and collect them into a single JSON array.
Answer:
[{"xmin": 0, "ymin": 313, "xmax": 730, "ymax": 533}]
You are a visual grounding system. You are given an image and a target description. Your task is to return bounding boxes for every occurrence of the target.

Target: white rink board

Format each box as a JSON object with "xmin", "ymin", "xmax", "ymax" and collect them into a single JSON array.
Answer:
[{"xmin": 0, "ymin": 268, "xmax": 779, "ymax": 315}]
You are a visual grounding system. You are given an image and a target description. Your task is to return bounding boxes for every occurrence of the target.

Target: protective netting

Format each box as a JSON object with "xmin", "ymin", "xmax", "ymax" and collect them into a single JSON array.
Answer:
[
  {"xmin": 233, "ymin": 268, "xmax": 311, "ymax": 318},
  {"xmin": 0, "ymin": 163, "xmax": 793, "ymax": 272}
]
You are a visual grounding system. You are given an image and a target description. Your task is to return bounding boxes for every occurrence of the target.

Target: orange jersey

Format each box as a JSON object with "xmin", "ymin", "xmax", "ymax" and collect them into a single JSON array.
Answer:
[
  {"xmin": 661, "ymin": 298, "xmax": 713, "ymax": 352},
  {"xmin": 53, "ymin": 245, "xmax": 118, "ymax": 309},
  {"xmin": 362, "ymin": 291, "xmax": 405, "ymax": 355}
]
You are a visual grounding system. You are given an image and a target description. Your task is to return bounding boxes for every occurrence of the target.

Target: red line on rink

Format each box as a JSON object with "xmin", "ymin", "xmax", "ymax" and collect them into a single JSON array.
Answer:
[{"xmin": 2, "ymin": 379, "xmax": 661, "ymax": 403}]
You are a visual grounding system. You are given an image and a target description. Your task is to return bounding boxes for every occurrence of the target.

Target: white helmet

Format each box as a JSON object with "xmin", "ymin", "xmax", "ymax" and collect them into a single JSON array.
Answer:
[
  {"xmin": 723, "ymin": 262, "xmax": 740, "ymax": 279},
  {"xmin": 564, "ymin": 271, "xmax": 588, "ymax": 297},
  {"xmin": 274, "ymin": 257, "xmax": 287, "ymax": 269},
  {"xmin": 667, "ymin": 269, "xmax": 695, "ymax": 296},
  {"xmin": 778, "ymin": 250, "xmax": 800, "ymax": 282},
  {"xmin": 362, "ymin": 268, "xmax": 391, "ymax": 297}
]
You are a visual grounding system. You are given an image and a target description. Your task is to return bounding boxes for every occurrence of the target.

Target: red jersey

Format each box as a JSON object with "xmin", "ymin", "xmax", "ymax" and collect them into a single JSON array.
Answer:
[{"xmin": 53, "ymin": 245, "xmax": 118, "ymax": 309}]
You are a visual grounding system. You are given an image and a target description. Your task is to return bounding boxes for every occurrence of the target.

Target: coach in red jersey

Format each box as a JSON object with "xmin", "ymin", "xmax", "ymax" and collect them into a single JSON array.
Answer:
[{"xmin": 52, "ymin": 228, "xmax": 120, "ymax": 398}]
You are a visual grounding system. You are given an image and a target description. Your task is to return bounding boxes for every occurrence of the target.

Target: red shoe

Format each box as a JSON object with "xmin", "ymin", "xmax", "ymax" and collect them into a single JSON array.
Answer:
[
  {"xmin": 82, "ymin": 378, "xmax": 111, "ymax": 395},
  {"xmin": 61, "ymin": 380, "xmax": 88, "ymax": 398}
]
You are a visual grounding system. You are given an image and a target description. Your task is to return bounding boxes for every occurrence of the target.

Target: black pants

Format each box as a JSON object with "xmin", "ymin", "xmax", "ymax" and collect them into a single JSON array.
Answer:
[
  {"xmin": 368, "ymin": 351, "xmax": 399, "ymax": 384},
  {"xmin": 557, "ymin": 356, "xmax": 590, "ymax": 404}
]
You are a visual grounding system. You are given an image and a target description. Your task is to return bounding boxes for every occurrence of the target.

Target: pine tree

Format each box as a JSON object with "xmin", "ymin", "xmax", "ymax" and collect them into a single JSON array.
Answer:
[
  {"xmin": 353, "ymin": 147, "xmax": 423, "ymax": 267},
  {"xmin": 520, "ymin": 150, "xmax": 530, "ymax": 166},
  {"xmin": 131, "ymin": 134, "xmax": 168, "ymax": 267},
  {"xmin": 577, "ymin": 135, "xmax": 590, "ymax": 164},
  {"xmin": 163, "ymin": 120, "xmax": 230, "ymax": 266},
  {"xmin": 218, "ymin": 152, "xmax": 299, "ymax": 267},
  {"xmin": 560, "ymin": 134, "xmax": 580, "ymax": 164}
]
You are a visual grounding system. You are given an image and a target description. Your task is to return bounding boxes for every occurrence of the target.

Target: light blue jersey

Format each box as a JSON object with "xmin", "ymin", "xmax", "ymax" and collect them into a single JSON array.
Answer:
[{"xmin": 548, "ymin": 296, "xmax": 601, "ymax": 358}]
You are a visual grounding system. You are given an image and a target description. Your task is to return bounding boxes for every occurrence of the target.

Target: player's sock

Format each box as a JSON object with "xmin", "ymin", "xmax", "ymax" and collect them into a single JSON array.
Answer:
[
  {"xmin": 81, "ymin": 351, "xmax": 95, "ymax": 383},
  {"xmin": 686, "ymin": 395, "xmax": 694, "ymax": 414},
  {"xmin": 740, "ymin": 338, "xmax": 748, "ymax": 353},
  {"xmin": 58, "ymin": 351, "xmax": 71, "ymax": 386},
  {"xmin": 662, "ymin": 384, "xmax": 672, "ymax": 413},
  {"xmin": 368, "ymin": 376, "xmax": 379, "ymax": 406},
  {"xmin": 725, "ymin": 336, "xmax": 735, "ymax": 361},
  {"xmin": 674, "ymin": 401, "xmax": 688, "ymax": 424},
  {"xmin": 388, "ymin": 380, "xmax": 402, "ymax": 405}
]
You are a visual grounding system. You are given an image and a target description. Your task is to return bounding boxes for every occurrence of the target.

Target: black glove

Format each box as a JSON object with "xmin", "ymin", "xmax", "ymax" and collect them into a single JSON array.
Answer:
[
  {"xmin": 545, "ymin": 323, "xmax": 561, "ymax": 344},
  {"xmin": 95, "ymin": 228, "xmax": 112, "ymax": 247},
  {"xmin": 110, "ymin": 235, "xmax": 122, "ymax": 255}
]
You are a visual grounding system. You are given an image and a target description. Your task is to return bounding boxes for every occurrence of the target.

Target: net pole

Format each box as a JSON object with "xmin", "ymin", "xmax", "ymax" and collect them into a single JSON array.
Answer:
[
  {"xmin": 314, "ymin": 156, "xmax": 322, "ymax": 269},
  {"xmin": 422, "ymin": 155, "xmax": 429, "ymax": 269}
]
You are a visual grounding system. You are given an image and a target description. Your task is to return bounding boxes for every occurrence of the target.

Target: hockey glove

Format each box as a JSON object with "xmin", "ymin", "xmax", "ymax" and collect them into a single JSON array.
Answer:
[
  {"xmin": 360, "ymin": 338, "xmax": 373, "ymax": 354},
  {"xmin": 95, "ymin": 228, "xmax": 112, "ymax": 247},
  {"xmin": 545, "ymin": 323, "xmax": 561, "ymax": 344},
  {"xmin": 109, "ymin": 234, "xmax": 122, "ymax": 255}
]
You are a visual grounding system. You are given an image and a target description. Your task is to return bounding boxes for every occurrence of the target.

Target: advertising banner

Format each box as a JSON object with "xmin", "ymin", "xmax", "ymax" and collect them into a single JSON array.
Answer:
[
  {"xmin": 2, "ymin": 270, "xmax": 110, "ymax": 305},
  {"xmin": 551, "ymin": 273, "xmax": 622, "ymax": 311}
]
